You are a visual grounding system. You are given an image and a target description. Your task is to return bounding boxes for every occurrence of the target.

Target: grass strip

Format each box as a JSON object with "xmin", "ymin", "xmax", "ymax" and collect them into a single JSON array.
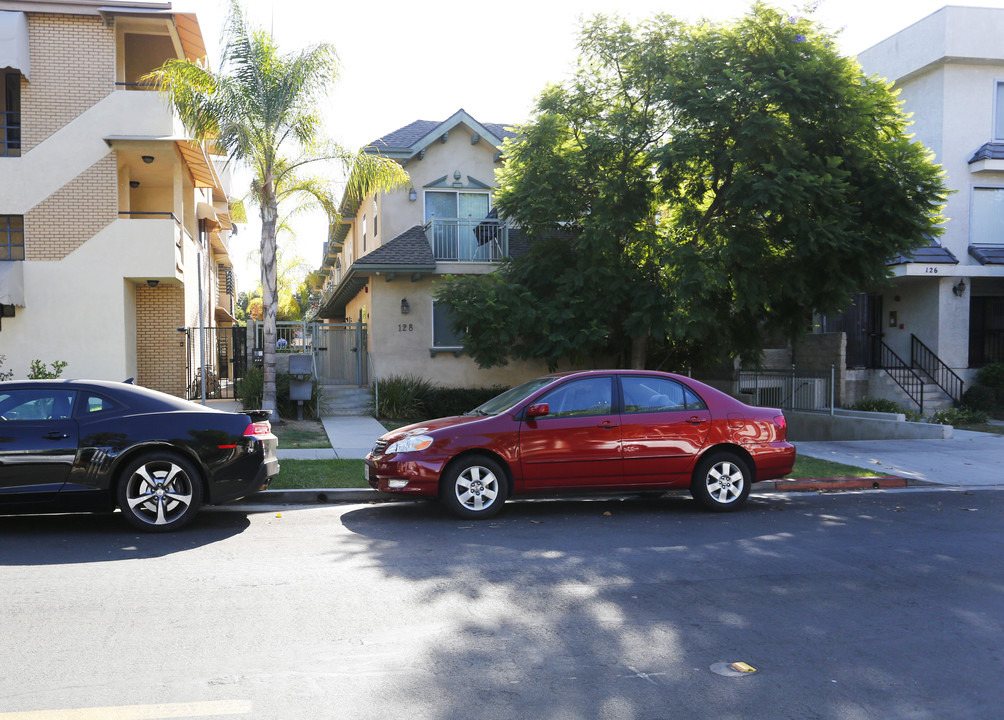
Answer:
[{"xmin": 785, "ymin": 455, "xmax": 886, "ymax": 479}]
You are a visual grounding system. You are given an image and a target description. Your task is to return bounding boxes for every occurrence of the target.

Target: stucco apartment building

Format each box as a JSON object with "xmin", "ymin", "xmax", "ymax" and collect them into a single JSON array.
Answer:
[
  {"xmin": 819, "ymin": 5, "xmax": 1004, "ymax": 409},
  {"xmin": 0, "ymin": 0, "xmax": 237, "ymax": 396},
  {"xmin": 313, "ymin": 109, "xmax": 552, "ymax": 388}
]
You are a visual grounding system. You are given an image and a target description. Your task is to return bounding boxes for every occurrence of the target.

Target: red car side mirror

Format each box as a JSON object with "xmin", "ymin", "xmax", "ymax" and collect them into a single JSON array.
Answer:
[{"xmin": 525, "ymin": 403, "xmax": 550, "ymax": 419}]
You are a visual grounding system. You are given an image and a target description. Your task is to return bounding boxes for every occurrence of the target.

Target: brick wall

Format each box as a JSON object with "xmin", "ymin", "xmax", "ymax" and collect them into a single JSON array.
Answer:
[
  {"xmin": 22, "ymin": 14, "xmax": 115, "ymax": 152},
  {"xmin": 136, "ymin": 283, "xmax": 187, "ymax": 397},
  {"xmin": 24, "ymin": 154, "xmax": 117, "ymax": 261}
]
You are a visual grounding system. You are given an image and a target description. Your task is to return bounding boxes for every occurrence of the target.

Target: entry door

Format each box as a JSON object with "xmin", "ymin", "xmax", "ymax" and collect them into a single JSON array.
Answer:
[
  {"xmin": 0, "ymin": 388, "xmax": 78, "ymax": 500},
  {"xmin": 519, "ymin": 376, "xmax": 622, "ymax": 489}
]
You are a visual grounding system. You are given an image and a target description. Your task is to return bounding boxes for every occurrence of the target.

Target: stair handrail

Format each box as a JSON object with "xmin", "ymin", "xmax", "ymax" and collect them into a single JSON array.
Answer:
[
  {"xmin": 879, "ymin": 341, "xmax": 925, "ymax": 414},
  {"xmin": 910, "ymin": 334, "xmax": 964, "ymax": 404}
]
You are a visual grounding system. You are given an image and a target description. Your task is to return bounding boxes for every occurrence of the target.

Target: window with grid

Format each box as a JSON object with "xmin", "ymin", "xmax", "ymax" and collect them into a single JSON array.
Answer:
[
  {"xmin": 0, "ymin": 216, "xmax": 24, "ymax": 260},
  {"xmin": 2, "ymin": 72, "xmax": 20, "ymax": 157}
]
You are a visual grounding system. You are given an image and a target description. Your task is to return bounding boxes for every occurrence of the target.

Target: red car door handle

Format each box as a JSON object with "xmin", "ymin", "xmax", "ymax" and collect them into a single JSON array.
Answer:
[
  {"xmin": 597, "ymin": 421, "xmax": 619, "ymax": 430},
  {"xmin": 687, "ymin": 417, "xmax": 707, "ymax": 425}
]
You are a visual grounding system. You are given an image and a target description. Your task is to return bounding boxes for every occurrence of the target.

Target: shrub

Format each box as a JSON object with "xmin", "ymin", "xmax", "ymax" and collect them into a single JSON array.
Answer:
[
  {"xmin": 961, "ymin": 384, "xmax": 997, "ymax": 413},
  {"xmin": 0, "ymin": 354, "xmax": 12, "ymax": 381},
  {"xmin": 373, "ymin": 375, "xmax": 510, "ymax": 419},
  {"xmin": 851, "ymin": 397, "xmax": 906, "ymax": 414},
  {"xmin": 929, "ymin": 407, "xmax": 989, "ymax": 426},
  {"xmin": 235, "ymin": 366, "xmax": 324, "ymax": 419},
  {"xmin": 28, "ymin": 359, "xmax": 67, "ymax": 379},
  {"xmin": 975, "ymin": 362, "xmax": 1004, "ymax": 394}
]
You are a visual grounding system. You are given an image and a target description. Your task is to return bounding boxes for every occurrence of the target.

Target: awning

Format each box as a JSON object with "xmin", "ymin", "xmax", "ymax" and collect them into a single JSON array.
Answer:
[
  {"xmin": 196, "ymin": 201, "xmax": 220, "ymax": 229},
  {"xmin": 176, "ymin": 140, "xmax": 220, "ymax": 189},
  {"xmin": 0, "ymin": 11, "xmax": 30, "ymax": 80},
  {"xmin": 0, "ymin": 261, "xmax": 25, "ymax": 306}
]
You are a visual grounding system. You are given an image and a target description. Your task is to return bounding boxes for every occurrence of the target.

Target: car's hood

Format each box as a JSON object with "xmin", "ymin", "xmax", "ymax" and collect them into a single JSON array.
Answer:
[{"xmin": 384, "ymin": 414, "xmax": 491, "ymax": 440}]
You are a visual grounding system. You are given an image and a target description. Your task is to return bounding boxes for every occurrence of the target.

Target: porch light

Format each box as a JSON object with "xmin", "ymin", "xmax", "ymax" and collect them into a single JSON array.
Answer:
[
  {"xmin": 953, "ymin": 279, "xmax": 967, "ymax": 297},
  {"xmin": 141, "ymin": 155, "xmax": 154, "ymax": 164},
  {"xmin": 146, "ymin": 279, "xmax": 159, "ymax": 288},
  {"xmin": 129, "ymin": 180, "xmax": 140, "ymax": 188},
  {"xmin": 408, "ymin": 188, "xmax": 417, "ymax": 202},
  {"xmin": 401, "ymin": 298, "xmax": 410, "ymax": 315}
]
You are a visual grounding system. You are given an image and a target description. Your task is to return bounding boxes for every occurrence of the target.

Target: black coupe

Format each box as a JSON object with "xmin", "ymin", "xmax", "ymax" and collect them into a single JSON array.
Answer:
[{"xmin": 0, "ymin": 379, "xmax": 279, "ymax": 531}]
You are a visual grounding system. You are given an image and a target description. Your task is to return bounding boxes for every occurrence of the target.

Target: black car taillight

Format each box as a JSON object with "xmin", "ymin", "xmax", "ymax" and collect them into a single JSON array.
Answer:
[{"xmin": 244, "ymin": 421, "xmax": 271, "ymax": 438}]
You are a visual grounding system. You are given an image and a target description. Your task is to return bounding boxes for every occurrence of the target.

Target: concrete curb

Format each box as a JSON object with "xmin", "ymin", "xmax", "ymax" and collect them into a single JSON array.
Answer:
[{"xmin": 243, "ymin": 476, "xmax": 929, "ymax": 506}]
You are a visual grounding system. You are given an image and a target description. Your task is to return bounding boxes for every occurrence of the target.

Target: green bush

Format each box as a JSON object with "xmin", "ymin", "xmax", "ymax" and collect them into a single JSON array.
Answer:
[
  {"xmin": 374, "ymin": 375, "xmax": 509, "ymax": 419},
  {"xmin": 235, "ymin": 366, "xmax": 324, "ymax": 419},
  {"xmin": 851, "ymin": 397, "xmax": 906, "ymax": 414},
  {"xmin": 961, "ymin": 384, "xmax": 997, "ymax": 413},
  {"xmin": 28, "ymin": 359, "xmax": 67, "ymax": 379},
  {"xmin": 976, "ymin": 362, "xmax": 1004, "ymax": 394},
  {"xmin": 929, "ymin": 407, "xmax": 990, "ymax": 426}
]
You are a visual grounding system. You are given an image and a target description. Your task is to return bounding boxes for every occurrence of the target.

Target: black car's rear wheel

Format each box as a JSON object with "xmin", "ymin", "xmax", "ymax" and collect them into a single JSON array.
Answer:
[
  {"xmin": 117, "ymin": 453, "xmax": 203, "ymax": 532},
  {"xmin": 440, "ymin": 454, "xmax": 508, "ymax": 519},
  {"xmin": 690, "ymin": 451, "xmax": 752, "ymax": 512}
]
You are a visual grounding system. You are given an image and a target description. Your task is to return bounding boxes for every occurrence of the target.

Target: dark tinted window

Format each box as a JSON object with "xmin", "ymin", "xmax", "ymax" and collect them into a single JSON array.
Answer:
[
  {"xmin": 622, "ymin": 377, "xmax": 707, "ymax": 413},
  {"xmin": 0, "ymin": 389, "xmax": 76, "ymax": 420},
  {"xmin": 537, "ymin": 377, "xmax": 613, "ymax": 418},
  {"xmin": 77, "ymin": 391, "xmax": 122, "ymax": 416}
]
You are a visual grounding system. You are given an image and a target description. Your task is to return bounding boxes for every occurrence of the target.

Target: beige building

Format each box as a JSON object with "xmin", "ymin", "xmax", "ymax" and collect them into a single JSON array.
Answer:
[
  {"xmin": 0, "ymin": 1, "xmax": 237, "ymax": 396},
  {"xmin": 823, "ymin": 5, "xmax": 1004, "ymax": 410},
  {"xmin": 314, "ymin": 109, "xmax": 551, "ymax": 387}
]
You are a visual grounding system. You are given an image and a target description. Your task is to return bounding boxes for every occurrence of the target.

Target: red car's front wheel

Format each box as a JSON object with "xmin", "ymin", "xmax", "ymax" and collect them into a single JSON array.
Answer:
[{"xmin": 440, "ymin": 454, "xmax": 508, "ymax": 519}]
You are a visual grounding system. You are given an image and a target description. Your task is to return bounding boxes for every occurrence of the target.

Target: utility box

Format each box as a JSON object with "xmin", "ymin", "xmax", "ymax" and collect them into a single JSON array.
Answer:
[
  {"xmin": 252, "ymin": 348, "xmax": 264, "ymax": 367},
  {"xmin": 288, "ymin": 354, "xmax": 313, "ymax": 404}
]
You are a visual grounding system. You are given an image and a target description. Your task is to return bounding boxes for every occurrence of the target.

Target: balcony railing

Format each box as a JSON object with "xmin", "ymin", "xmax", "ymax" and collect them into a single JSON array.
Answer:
[{"xmin": 424, "ymin": 217, "xmax": 509, "ymax": 262}]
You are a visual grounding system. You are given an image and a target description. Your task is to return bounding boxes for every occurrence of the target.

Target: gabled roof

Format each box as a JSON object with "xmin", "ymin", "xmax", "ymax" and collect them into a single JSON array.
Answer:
[
  {"xmin": 888, "ymin": 240, "xmax": 958, "ymax": 266},
  {"xmin": 969, "ymin": 244, "xmax": 1004, "ymax": 265},
  {"xmin": 364, "ymin": 109, "xmax": 515, "ymax": 161}
]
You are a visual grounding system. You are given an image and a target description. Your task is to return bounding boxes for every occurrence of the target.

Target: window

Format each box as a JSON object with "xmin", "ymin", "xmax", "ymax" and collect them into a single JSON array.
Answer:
[
  {"xmin": 971, "ymin": 187, "xmax": 1004, "ymax": 245},
  {"xmin": 996, "ymin": 81, "xmax": 1004, "ymax": 140},
  {"xmin": 432, "ymin": 301, "xmax": 464, "ymax": 348},
  {"xmin": 0, "ymin": 215, "xmax": 24, "ymax": 260},
  {"xmin": 362, "ymin": 214, "xmax": 367, "ymax": 253},
  {"xmin": 373, "ymin": 198, "xmax": 378, "ymax": 238},
  {"xmin": 621, "ymin": 376, "xmax": 707, "ymax": 414},
  {"xmin": 1, "ymin": 72, "xmax": 20, "ymax": 157},
  {"xmin": 0, "ymin": 389, "xmax": 76, "ymax": 421},
  {"xmin": 78, "ymin": 392, "xmax": 122, "ymax": 415},
  {"xmin": 537, "ymin": 378, "xmax": 613, "ymax": 418},
  {"xmin": 425, "ymin": 191, "xmax": 492, "ymax": 260}
]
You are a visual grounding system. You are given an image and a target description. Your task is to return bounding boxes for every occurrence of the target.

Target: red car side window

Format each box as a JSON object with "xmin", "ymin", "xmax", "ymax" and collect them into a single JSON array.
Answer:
[{"xmin": 536, "ymin": 378, "xmax": 612, "ymax": 418}]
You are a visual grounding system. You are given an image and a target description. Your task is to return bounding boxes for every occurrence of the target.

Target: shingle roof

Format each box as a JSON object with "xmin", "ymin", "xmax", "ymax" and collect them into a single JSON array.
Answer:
[
  {"xmin": 366, "ymin": 110, "xmax": 515, "ymax": 152},
  {"xmin": 969, "ymin": 244, "xmax": 1004, "ymax": 264},
  {"xmin": 969, "ymin": 141, "xmax": 1004, "ymax": 163},
  {"xmin": 355, "ymin": 225, "xmax": 436, "ymax": 268},
  {"xmin": 888, "ymin": 241, "xmax": 958, "ymax": 265}
]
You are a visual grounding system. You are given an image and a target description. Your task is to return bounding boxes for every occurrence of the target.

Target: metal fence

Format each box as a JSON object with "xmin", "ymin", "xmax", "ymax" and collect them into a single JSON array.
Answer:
[
  {"xmin": 248, "ymin": 320, "xmax": 368, "ymax": 387},
  {"xmin": 735, "ymin": 368, "xmax": 835, "ymax": 412}
]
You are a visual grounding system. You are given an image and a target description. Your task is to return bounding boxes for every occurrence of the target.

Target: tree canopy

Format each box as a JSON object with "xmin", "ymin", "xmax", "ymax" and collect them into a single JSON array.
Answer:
[{"xmin": 436, "ymin": 3, "xmax": 948, "ymax": 371}]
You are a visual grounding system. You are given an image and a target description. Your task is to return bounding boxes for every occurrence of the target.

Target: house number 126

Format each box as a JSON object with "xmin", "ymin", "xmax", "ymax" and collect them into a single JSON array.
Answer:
[{"xmin": 398, "ymin": 323, "xmax": 414, "ymax": 332}]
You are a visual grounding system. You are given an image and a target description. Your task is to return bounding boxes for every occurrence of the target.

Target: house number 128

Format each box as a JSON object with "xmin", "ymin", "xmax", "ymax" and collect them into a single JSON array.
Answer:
[{"xmin": 398, "ymin": 323, "xmax": 414, "ymax": 332}]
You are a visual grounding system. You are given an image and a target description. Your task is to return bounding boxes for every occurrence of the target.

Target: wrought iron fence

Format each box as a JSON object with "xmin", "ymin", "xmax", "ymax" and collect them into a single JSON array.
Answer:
[
  {"xmin": 735, "ymin": 369, "xmax": 834, "ymax": 412},
  {"xmin": 910, "ymin": 334, "xmax": 963, "ymax": 404},
  {"xmin": 424, "ymin": 217, "xmax": 509, "ymax": 262}
]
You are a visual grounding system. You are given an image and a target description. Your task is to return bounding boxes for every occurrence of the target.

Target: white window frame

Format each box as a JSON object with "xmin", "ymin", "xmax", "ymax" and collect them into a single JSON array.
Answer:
[{"xmin": 970, "ymin": 184, "xmax": 1004, "ymax": 245}]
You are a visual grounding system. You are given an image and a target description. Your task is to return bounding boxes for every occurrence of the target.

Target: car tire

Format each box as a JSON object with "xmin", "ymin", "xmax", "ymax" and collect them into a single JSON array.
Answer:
[
  {"xmin": 116, "ymin": 452, "xmax": 204, "ymax": 532},
  {"xmin": 690, "ymin": 451, "xmax": 752, "ymax": 512},
  {"xmin": 440, "ymin": 454, "xmax": 508, "ymax": 520}
]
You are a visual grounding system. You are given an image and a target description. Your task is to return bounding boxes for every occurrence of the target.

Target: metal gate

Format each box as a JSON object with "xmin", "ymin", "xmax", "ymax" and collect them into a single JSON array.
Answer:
[
  {"xmin": 247, "ymin": 320, "xmax": 369, "ymax": 388},
  {"xmin": 183, "ymin": 325, "xmax": 248, "ymax": 400}
]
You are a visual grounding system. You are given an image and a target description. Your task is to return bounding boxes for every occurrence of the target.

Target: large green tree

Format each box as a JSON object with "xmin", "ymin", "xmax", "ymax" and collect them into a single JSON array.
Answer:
[
  {"xmin": 437, "ymin": 4, "xmax": 947, "ymax": 371},
  {"xmin": 150, "ymin": 0, "xmax": 407, "ymax": 415}
]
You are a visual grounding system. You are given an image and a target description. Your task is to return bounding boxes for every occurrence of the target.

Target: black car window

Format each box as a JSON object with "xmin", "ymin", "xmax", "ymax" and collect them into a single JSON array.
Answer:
[
  {"xmin": 77, "ymin": 391, "xmax": 123, "ymax": 416},
  {"xmin": 0, "ymin": 389, "xmax": 77, "ymax": 421},
  {"xmin": 622, "ymin": 377, "xmax": 706, "ymax": 413},
  {"xmin": 536, "ymin": 377, "xmax": 612, "ymax": 418}
]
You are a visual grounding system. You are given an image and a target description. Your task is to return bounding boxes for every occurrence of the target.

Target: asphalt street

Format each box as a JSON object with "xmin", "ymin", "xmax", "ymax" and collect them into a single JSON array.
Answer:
[{"xmin": 1, "ymin": 487, "xmax": 1002, "ymax": 720}]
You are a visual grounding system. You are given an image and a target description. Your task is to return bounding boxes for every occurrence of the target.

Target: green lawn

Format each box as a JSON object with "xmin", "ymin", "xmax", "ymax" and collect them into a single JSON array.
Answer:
[
  {"xmin": 270, "ymin": 454, "xmax": 886, "ymax": 490},
  {"xmin": 271, "ymin": 419, "xmax": 331, "ymax": 449}
]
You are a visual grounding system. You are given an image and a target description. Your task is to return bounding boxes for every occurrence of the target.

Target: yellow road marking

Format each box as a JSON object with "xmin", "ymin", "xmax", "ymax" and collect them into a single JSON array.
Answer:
[{"xmin": 0, "ymin": 700, "xmax": 252, "ymax": 719}]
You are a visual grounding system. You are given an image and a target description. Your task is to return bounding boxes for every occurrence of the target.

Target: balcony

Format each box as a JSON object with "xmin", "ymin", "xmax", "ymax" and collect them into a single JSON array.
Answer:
[
  {"xmin": 424, "ymin": 217, "xmax": 509, "ymax": 262},
  {"xmin": 115, "ymin": 212, "xmax": 187, "ymax": 277}
]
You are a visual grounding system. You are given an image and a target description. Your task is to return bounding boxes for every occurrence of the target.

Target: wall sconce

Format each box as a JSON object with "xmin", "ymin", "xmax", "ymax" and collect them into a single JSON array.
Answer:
[
  {"xmin": 146, "ymin": 279, "xmax": 159, "ymax": 288},
  {"xmin": 141, "ymin": 155, "xmax": 154, "ymax": 164},
  {"xmin": 408, "ymin": 188, "xmax": 417, "ymax": 202},
  {"xmin": 953, "ymin": 279, "xmax": 967, "ymax": 297},
  {"xmin": 401, "ymin": 298, "xmax": 410, "ymax": 314},
  {"xmin": 129, "ymin": 180, "xmax": 140, "ymax": 188}
]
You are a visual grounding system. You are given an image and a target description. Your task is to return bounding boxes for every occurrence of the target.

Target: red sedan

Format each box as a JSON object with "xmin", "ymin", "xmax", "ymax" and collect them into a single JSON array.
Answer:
[{"xmin": 366, "ymin": 370, "xmax": 795, "ymax": 519}]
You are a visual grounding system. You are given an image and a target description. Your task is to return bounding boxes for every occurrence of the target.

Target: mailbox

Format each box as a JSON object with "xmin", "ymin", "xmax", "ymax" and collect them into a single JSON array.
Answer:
[
  {"xmin": 288, "ymin": 353, "xmax": 313, "ymax": 410},
  {"xmin": 252, "ymin": 348, "xmax": 264, "ymax": 367}
]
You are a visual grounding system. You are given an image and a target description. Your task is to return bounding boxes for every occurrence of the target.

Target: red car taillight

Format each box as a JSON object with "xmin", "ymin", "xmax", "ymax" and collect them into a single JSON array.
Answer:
[
  {"xmin": 244, "ymin": 421, "xmax": 272, "ymax": 437},
  {"xmin": 773, "ymin": 415, "xmax": 787, "ymax": 438}
]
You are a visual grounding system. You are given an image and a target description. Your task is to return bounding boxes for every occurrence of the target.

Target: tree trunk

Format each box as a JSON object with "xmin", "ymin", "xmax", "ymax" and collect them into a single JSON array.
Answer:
[
  {"xmin": 630, "ymin": 334, "xmax": 648, "ymax": 370},
  {"xmin": 261, "ymin": 183, "xmax": 279, "ymax": 420}
]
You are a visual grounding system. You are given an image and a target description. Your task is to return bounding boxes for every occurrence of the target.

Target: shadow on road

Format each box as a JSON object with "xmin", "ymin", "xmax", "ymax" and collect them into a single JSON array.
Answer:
[{"xmin": 0, "ymin": 508, "xmax": 251, "ymax": 565}]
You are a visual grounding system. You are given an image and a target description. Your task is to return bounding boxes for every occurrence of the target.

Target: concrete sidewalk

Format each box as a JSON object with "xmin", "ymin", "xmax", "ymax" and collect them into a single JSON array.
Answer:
[
  {"xmin": 796, "ymin": 430, "xmax": 1004, "ymax": 488},
  {"xmin": 273, "ymin": 415, "xmax": 388, "ymax": 460}
]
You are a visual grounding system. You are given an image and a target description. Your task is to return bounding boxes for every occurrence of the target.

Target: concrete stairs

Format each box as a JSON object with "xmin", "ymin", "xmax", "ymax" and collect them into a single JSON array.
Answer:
[
  {"xmin": 874, "ymin": 370, "xmax": 955, "ymax": 414},
  {"xmin": 321, "ymin": 385, "xmax": 373, "ymax": 416}
]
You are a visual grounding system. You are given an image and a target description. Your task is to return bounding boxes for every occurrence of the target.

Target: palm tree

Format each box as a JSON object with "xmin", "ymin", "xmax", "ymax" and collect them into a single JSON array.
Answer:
[{"xmin": 149, "ymin": 0, "xmax": 408, "ymax": 417}]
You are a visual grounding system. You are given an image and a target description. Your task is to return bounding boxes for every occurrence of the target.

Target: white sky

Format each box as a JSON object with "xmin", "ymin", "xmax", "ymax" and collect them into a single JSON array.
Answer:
[{"xmin": 175, "ymin": 0, "xmax": 1004, "ymax": 292}]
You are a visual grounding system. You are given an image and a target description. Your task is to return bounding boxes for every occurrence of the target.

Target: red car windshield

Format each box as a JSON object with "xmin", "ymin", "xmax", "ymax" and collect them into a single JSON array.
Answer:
[{"xmin": 468, "ymin": 377, "xmax": 559, "ymax": 416}]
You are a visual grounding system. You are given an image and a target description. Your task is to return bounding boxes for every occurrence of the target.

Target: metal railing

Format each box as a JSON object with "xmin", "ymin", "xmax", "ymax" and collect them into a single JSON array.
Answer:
[
  {"xmin": 879, "ymin": 341, "xmax": 924, "ymax": 413},
  {"xmin": 424, "ymin": 217, "xmax": 509, "ymax": 262},
  {"xmin": 114, "ymin": 81, "xmax": 157, "ymax": 91},
  {"xmin": 911, "ymin": 334, "xmax": 963, "ymax": 404},
  {"xmin": 735, "ymin": 368, "xmax": 834, "ymax": 412}
]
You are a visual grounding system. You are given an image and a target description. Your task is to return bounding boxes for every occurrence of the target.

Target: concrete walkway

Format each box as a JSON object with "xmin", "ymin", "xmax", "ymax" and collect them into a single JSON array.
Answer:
[{"xmin": 796, "ymin": 430, "xmax": 1004, "ymax": 488}]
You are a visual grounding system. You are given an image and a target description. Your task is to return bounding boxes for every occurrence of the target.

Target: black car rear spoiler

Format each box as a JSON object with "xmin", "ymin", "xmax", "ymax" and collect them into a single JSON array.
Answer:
[{"xmin": 246, "ymin": 410, "xmax": 272, "ymax": 423}]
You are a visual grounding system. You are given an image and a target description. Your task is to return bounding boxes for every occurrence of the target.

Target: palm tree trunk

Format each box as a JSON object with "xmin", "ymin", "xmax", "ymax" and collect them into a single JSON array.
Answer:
[{"xmin": 261, "ymin": 190, "xmax": 279, "ymax": 420}]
